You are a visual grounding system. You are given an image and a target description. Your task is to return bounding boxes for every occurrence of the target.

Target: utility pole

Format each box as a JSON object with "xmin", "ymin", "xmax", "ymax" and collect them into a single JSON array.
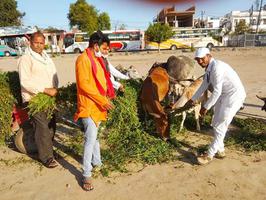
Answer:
[
  {"xmin": 256, "ymin": 0, "xmax": 263, "ymax": 33},
  {"xmin": 249, "ymin": 4, "xmax": 253, "ymax": 30},
  {"xmin": 200, "ymin": 11, "xmax": 205, "ymax": 28}
]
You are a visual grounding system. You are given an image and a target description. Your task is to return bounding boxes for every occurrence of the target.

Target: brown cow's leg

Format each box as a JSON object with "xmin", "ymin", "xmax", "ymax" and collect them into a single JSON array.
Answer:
[
  {"xmin": 154, "ymin": 117, "xmax": 163, "ymax": 138},
  {"xmin": 162, "ymin": 116, "xmax": 170, "ymax": 140}
]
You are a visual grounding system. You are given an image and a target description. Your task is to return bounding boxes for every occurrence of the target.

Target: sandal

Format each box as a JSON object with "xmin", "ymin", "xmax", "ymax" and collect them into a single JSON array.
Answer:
[
  {"xmin": 44, "ymin": 158, "xmax": 58, "ymax": 168},
  {"xmin": 82, "ymin": 178, "xmax": 94, "ymax": 191}
]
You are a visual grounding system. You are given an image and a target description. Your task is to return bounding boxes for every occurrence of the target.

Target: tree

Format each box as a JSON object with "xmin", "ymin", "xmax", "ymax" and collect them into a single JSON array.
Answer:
[
  {"xmin": 44, "ymin": 26, "xmax": 64, "ymax": 33},
  {"xmin": 234, "ymin": 20, "xmax": 251, "ymax": 35},
  {"xmin": 98, "ymin": 12, "xmax": 111, "ymax": 30},
  {"xmin": 68, "ymin": 0, "xmax": 98, "ymax": 34},
  {"xmin": 145, "ymin": 23, "xmax": 174, "ymax": 52},
  {"xmin": 118, "ymin": 23, "xmax": 127, "ymax": 30},
  {"xmin": 0, "ymin": 0, "xmax": 25, "ymax": 27}
]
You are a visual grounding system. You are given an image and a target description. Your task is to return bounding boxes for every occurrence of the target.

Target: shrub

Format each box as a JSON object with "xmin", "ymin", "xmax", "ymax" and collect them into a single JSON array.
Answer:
[{"xmin": 0, "ymin": 72, "xmax": 16, "ymax": 145}]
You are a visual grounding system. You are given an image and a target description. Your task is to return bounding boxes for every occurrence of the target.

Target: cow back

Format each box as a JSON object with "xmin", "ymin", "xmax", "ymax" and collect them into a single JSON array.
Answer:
[{"xmin": 166, "ymin": 55, "xmax": 195, "ymax": 81}]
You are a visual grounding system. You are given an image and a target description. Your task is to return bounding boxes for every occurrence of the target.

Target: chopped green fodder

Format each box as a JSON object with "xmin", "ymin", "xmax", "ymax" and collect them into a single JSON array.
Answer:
[
  {"xmin": 225, "ymin": 117, "xmax": 266, "ymax": 151},
  {"xmin": 68, "ymin": 79, "xmax": 175, "ymax": 176},
  {"xmin": 0, "ymin": 72, "xmax": 16, "ymax": 145}
]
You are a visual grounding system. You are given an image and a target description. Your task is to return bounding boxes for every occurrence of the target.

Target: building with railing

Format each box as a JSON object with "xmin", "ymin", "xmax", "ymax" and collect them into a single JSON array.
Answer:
[
  {"xmin": 153, "ymin": 6, "xmax": 195, "ymax": 28},
  {"xmin": 221, "ymin": 8, "xmax": 266, "ymax": 32}
]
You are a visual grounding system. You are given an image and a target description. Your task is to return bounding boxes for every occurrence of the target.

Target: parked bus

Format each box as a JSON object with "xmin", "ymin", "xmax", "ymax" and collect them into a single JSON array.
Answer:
[
  {"xmin": 146, "ymin": 28, "xmax": 222, "ymax": 50},
  {"xmin": 103, "ymin": 30, "xmax": 144, "ymax": 51},
  {"xmin": 63, "ymin": 32, "xmax": 89, "ymax": 53},
  {"xmin": 0, "ymin": 26, "xmax": 37, "ymax": 55},
  {"xmin": 63, "ymin": 30, "xmax": 144, "ymax": 53}
]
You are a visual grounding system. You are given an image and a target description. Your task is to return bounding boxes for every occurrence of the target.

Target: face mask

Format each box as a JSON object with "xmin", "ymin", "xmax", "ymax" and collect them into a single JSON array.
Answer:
[{"xmin": 94, "ymin": 50, "xmax": 102, "ymax": 58}]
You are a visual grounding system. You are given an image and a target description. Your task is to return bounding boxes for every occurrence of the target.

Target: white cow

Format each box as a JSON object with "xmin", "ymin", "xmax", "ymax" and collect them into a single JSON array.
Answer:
[{"xmin": 170, "ymin": 78, "xmax": 208, "ymax": 132}]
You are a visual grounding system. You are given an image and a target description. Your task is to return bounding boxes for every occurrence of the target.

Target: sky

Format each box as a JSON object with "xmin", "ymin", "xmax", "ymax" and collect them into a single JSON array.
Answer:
[{"xmin": 17, "ymin": 0, "xmax": 255, "ymax": 31}]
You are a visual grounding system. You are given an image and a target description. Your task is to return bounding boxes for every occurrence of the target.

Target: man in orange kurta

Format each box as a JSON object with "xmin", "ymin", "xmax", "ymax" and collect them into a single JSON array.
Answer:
[{"xmin": 74, "ymin": 31, "xmax": 114, "ymax": 191}]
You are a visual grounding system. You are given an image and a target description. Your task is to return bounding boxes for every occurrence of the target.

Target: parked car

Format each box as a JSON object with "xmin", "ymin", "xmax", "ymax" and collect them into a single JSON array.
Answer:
[{"xmin": 0, "ymin": 45, "xmax": 18, "ymax": 57}]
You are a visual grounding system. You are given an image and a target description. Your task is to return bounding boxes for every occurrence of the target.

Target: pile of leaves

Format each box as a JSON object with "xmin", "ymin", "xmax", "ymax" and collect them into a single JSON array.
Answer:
[
  {"xmin": 68, "ymin": 79, "xmax": 176, "ymax": 176},
  {"xmin": 0, "ymin": 72, "xmax": 16, "ymax": 145},
  {"xmin": 226, "ymin": 118, "xmax": 266, "ymax": 151}
]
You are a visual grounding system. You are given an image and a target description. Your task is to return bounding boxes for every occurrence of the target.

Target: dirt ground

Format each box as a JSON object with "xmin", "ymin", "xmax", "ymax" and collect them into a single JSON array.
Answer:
[{"xmin": 0, "ymin": 47, "xmax": 265, "ymax": 200}]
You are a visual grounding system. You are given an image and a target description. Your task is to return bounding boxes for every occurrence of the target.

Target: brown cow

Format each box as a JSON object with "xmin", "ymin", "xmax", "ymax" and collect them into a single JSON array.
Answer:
[{"xmin": 140, "ymin": 64, "xmax": 170, "ymax": 140}]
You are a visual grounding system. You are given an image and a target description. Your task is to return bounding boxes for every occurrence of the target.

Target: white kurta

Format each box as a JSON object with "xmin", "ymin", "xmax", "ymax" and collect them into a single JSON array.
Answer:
[
  {"xmin": 192, "ymin": 58, "xmax": 246, "ymax": 157},
  {"xmin": 18, "ymin": 47, "xmax": 59, "ymax": 102},
  {"xmin": 107, "ymin": 59, "xmax": 129, "ymax": 90}
]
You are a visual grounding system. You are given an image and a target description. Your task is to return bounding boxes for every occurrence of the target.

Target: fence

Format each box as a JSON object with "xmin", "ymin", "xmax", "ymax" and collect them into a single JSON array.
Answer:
[{"xmin": 227, "ymin": 34, "xmax": 266, "ymax": 47}]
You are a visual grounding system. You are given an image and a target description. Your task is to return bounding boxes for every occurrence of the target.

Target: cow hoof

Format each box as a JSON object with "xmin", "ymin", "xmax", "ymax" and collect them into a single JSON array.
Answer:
[{"xmin": 161, "ymin": 137, "xmax": 170, "ymax": 142}]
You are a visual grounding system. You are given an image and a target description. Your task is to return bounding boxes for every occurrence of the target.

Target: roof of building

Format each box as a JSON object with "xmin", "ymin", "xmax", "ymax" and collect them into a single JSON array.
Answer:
[
  {"xmin": 0, "ymin": 26, "xmax": 37, "ymax": 37},
  {"xmin": 158, "ymin": 6, "xmax": 195, "ymax": 17}
]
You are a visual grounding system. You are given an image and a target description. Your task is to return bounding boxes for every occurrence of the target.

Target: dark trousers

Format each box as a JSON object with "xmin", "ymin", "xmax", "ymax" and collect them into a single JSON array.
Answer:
[{"xmin": 32, "ymin": 112, "xmax": 56, "ymax": 163}]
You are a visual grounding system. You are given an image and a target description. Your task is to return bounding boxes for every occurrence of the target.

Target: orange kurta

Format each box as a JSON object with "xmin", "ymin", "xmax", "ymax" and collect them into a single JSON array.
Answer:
[{"xmin": 74, "ymin": 50, "xmax": 109, "ymax": 125}]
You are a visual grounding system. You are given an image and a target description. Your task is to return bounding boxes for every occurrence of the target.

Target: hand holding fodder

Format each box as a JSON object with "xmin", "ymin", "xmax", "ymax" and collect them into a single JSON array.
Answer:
[{"xmin": 27, "ymin": 93, "xmax": 56, "ymax": 119}]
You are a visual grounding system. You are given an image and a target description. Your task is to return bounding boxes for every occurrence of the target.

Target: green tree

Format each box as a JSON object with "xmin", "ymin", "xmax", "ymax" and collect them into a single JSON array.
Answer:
[
  {"xmin": 68, "ymin": 0, "xmax": 98, "ymax": 34},
  {"xmin": 44, "ymin": 26, "xmax": 64, "ymax": 33},
  {"xmin": 234, "ymin": 20, "xmax": 251, "ymax": 35},
  {"xmin": 118, "ymin": 23, "xmax": 127, "ymax": 30},
  {"xmin": 0, "ymin": 0, "xmax": 25, "ymax": 27},
  {"xmin": 145, "ymin": 23, "xmax": 174, "ymax": 52},
  {"xmin": 98, "ymin": 12, "xmax": 111, "ymax": 30}
]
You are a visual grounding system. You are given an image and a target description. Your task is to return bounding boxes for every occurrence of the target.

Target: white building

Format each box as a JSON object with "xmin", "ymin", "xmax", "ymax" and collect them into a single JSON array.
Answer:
[
  {"xmin": 222, "ymin": 9, "xmax": 266, "ymax": 32},
  {"xmin": 206, "ymin": 17, "xmax": 221, "ymax": 28}
]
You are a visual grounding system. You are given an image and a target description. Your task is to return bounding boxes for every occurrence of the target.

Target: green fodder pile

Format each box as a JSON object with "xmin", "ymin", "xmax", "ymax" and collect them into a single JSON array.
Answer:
[
  {"xmin": 68, "ymin": 79, "xmax": 175, "ymax": 175},
  {"xmin": 0, "ymin": 72, "xmax": 16, "ymax": 145},
  {"xmin": 226, "ymin": 117, "xmax": 266, "ymax": 151}
]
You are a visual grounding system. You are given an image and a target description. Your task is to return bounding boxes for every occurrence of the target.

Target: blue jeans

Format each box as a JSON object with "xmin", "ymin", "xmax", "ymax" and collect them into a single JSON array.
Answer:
[{"xmin": 81, "ymin": 118, "xmax": 102, "ymax": 178}]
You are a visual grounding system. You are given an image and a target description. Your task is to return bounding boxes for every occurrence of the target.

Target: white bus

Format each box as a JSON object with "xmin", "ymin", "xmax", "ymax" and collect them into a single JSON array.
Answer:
[
  {"xmin": 102, "ymin": 30, "xmax": 144, "ymax": 51},
  {"xmin": 146, "ymin": 28, "xmax": 222, "ymax": 50},
  {"xmin": 63, "ymin": 30, "xmax": 145, "ymax": 53},
  {"xmin": 63, "ymin": 32, "xmax": 89, "ymax": 53}
]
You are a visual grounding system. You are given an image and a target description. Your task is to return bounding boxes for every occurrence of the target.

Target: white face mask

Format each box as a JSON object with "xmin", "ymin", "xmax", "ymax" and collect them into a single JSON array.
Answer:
[{"xmin": 94, "ymin": 50, "xmax": 102, "ymax": 58}]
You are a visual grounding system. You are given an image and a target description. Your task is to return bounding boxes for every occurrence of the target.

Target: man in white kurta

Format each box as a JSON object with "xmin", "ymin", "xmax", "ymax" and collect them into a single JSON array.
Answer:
[
  {"xmin": 189, "ymin": 48, "xmax": 246, "ymax": 165},
  {"xmin": 18, "ymin": 32, "xmax": 59, "ymax": 168},
  {"xmin": 106, "ymin": 59, "xmax": 129, "ymax": 90}
]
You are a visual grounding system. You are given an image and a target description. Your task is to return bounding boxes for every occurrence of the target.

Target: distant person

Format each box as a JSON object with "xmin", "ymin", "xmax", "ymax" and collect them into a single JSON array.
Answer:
[
  {"xmin": 74, "ymin": 30, "xmax": 115, "ymax": 191},
  {"xmin": 100, "ymin": 44, "xmax": 129, "ymax": 92},
  {"xmin": 18, "ymin": 31, "xmax": 59, "ymax": 168},
  {"xmin": 186, "ymin": 47, "xmax": 246, "ymax": 165}
]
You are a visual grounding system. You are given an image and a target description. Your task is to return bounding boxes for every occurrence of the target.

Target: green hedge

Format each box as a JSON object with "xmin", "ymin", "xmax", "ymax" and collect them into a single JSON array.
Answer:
[{"xmin": 0, "ymin": 72, "xmax": 16, "ymax": 145}]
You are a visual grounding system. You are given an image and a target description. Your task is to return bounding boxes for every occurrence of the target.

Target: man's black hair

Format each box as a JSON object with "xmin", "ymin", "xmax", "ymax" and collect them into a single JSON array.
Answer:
[
  {"xmin": 30, "ymin": 31, "xmax": 45, "ymax": 41},
  {"xmin": 89, "ymin": 30, "xmax": 110, "ymax": 48}
]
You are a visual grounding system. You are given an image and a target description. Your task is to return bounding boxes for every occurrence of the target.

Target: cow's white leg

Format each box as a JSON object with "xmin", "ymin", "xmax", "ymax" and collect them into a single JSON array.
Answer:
[
  {"xmin": 194, "ymin": 104, "xmax": 201, "ymax": 131},
  {"xmin": 179, "ymin": 111, "xmax": 187, "ymax": 132}
]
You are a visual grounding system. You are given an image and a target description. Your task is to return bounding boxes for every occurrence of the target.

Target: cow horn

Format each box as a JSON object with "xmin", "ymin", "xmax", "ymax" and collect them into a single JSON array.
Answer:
[{"xmin": 256, "ymin": 95, "xmax": 266, "ymax": 101}]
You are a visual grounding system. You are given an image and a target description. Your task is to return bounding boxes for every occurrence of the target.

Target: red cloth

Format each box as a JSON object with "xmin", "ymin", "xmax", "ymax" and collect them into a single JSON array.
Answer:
[{"xmin": 86, "ymin": 48, "xmax": 115, "ymax": 99}]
